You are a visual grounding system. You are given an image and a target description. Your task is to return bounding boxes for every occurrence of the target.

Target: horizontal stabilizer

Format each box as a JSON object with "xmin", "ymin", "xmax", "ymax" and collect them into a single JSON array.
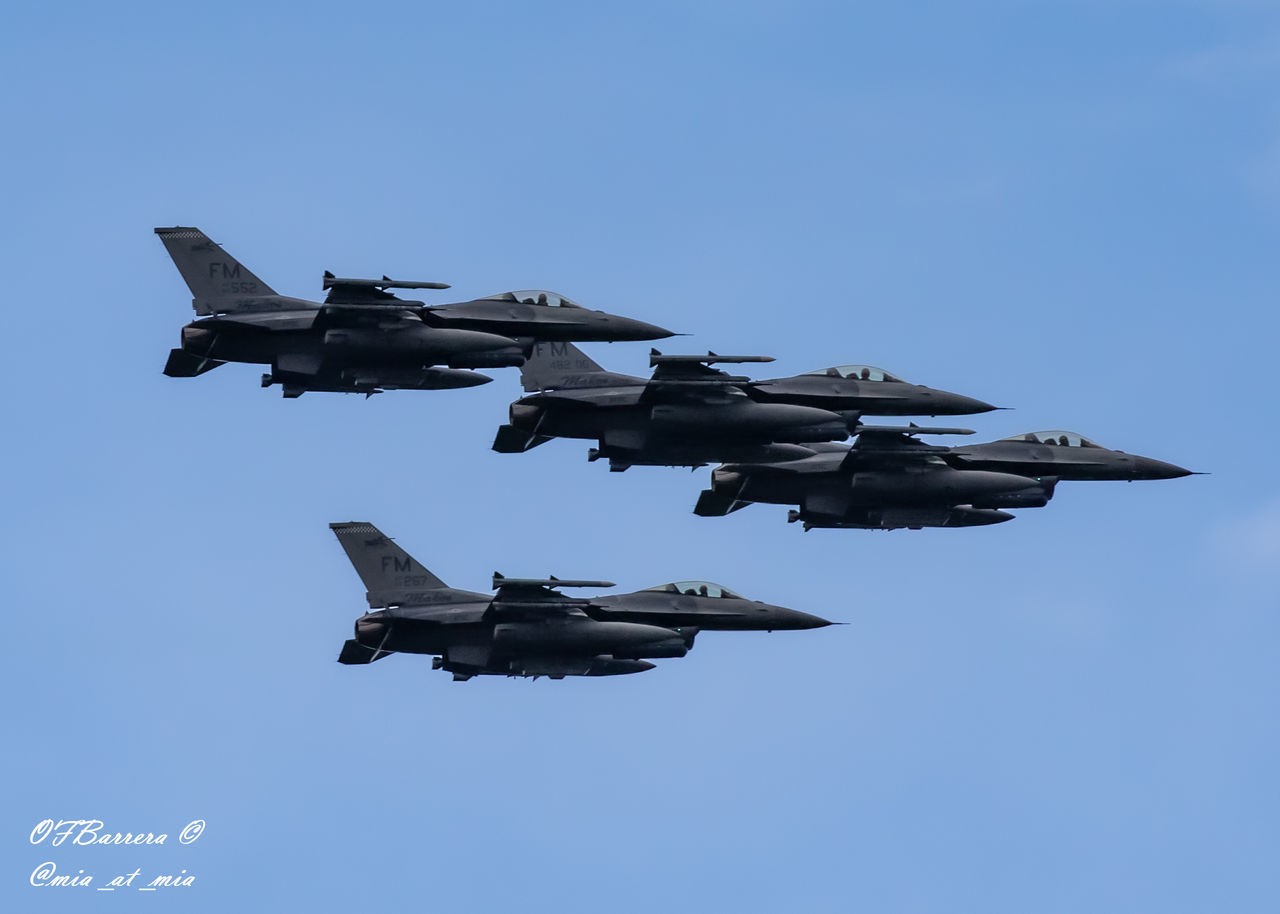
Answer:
[
  {"xmin": 693, "ymin": 489, "xmax": 751, "ymax": 517},
  {"xmin": 492, "ymin": 425, "xmax": 551, "ymax": 454},
  {"xmin": 338, "ymin": 639, "xmax": 392, "ymax": 664},
  {"xmin": 163, "ymin": 348, "xmax": 225, "ymax": 378}
]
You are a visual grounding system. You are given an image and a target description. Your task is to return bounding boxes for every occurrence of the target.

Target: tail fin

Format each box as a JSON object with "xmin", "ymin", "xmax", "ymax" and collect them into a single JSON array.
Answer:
[
  {"xmin": 154, "ymin": 226, "xmax": 278, "ymax": 315},
  {"xmin": 330, "ymin": 522, "xmax": 447, "ymax": 608},
  {"xmin": 519, "ymin": 341, "xmax": 604, "ymax": 392}
]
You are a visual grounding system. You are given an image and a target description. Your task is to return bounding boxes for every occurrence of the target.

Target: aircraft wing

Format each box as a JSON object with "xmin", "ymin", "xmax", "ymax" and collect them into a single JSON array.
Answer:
[
  {"xmin": 198, "ymin": 310, "xmax": 320, "ymax": 332},
  {"xmin": 195, "ymin": 305, "xmax": 423, "ymax": 333},
  {"xmin": 840, "ymin": 427, "xmax": 961, "ymax": 471},
  {"xmin": 723, "ymin": 452, "xmax": 847, "ymax": 477},
  {"xmin": 314, "ymin": 304, "xmax": 426, "ymax": 330},
  {"xmin": 640, "ymin": 380, "xmax": 752, "ymax": 405},
  {"xmin": 534, "ymin": 387, "xmax": 647, "ymax": 408}
]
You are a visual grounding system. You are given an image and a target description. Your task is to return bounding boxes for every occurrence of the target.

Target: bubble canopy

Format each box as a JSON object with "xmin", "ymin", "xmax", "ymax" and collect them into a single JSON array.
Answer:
[
  {"xmin": 802, "ymin": 365, "xmax": 903, "ymax": 382},
  {"xmin": 1004, "ymin": 431, "xmax": 1103, "ymax": 448},
  {"xmin": 643, "ymin": 581, "xmax": 746, "ymax": 599},
  {"xmin": 482, "ymin": 290, "xmax": 584, "ymax": 309}
]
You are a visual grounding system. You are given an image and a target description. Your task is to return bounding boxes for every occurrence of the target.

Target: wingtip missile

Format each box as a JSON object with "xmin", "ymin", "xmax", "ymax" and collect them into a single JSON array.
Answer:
[
  {"xmin": 322, "ymin": 271, "xmax": 451, "ymax": 291},
  {"xmin": 856, "ymin": 424, "xmax": 977, "ymax": 436},
  {"xmin": 648, "ymin": 349, "xmax": 775, "ymax": 367},
  {"xmin": 491, "ymin": 575, "xmax": 616, "ymax": 590}
]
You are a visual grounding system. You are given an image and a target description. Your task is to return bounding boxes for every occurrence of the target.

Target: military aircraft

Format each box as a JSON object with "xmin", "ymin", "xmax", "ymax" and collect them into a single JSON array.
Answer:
[
  {"xmin": 330, "ymin": 522, "xmax": 831, "ymax": 681},
  {"xmin": 492, "ymin": 342, "xmax": 853, "ymax": 470},
  {"xmin": 747, "ymin": 363, "xmax": 999, "ymax": 417},
  {"xmin": 941, "ymin": 430, "xmax": 1195, "ymax": 481},
  {"xmin": 156, "ymin": 227, "xmax": 674, "ymax": 397},
  {"xmin": 694, "ymin": 426, "xmax": 1058, "ymax": 530}
]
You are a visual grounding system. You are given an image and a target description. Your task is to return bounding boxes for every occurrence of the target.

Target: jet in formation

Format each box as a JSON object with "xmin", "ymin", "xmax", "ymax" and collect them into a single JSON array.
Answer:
[
  {"xmin": 331, "ymin": 522, "xmax": 831, "ymax": 680},
  {"xmin": 156, "ymin": 227, "xmax": 674, "ymax": 397},
  {"xmin": 493, "ymin": 342, "xmax": 997, "ymax": 471},
  {"xmin": 695, "ymin": 426, "xmax": 1195, "ymax": 530}
]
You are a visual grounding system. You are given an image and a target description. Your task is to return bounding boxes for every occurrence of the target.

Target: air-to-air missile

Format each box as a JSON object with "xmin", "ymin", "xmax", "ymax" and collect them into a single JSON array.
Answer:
[
  {"xmin": 155, "ymin": 227, "xmax": 674, "ymax": 397},
  {"xmin": 330, "ymin": 522, "xmax": 832, "ymax": 681}
]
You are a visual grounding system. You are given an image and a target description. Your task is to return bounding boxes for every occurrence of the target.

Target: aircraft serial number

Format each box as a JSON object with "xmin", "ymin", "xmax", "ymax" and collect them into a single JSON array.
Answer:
[{"xmin": 393, "ymin": 575, "xmax": 438, "ymax": 587}]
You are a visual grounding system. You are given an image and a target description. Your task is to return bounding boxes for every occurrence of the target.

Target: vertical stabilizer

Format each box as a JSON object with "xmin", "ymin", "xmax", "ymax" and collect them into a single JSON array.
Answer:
[
  {"xmin": 155, "ymin": 226, "xmax": 279, "ymax": 315},
  {"xmin": 330, "ymin": 522, "xmax": 447, "ymax": 608},
  {"xmin": 519, "ymin": 341, "xmax": 605, "ymax": 391}
]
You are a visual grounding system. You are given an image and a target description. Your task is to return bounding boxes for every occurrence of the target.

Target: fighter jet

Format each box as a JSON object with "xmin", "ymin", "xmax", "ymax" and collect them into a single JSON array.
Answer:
[
  {"xmin": 746, "ymin": 364, "xmax": 999, "ymax": 417},
  {"xmin": 492, "ymin": 342, "xmax": 853, "ymax": 470},
  {"xmin": 941, "ymin": 430, "xmax": 1195, "ymax": 481},
  {"xmin": 330, "ymin": 522, "xmax": 831, "ymax": 681},
  {"xmin": 156, "ymin": 227, "xmax": 674, "ymax": 397},
  {"xmin": 403, "ymin": 288, "xmax": 672, "ymax": 342},
  {"xmin": 694, "ymin": 426, "xmax": 1056, "ymax": 530}
]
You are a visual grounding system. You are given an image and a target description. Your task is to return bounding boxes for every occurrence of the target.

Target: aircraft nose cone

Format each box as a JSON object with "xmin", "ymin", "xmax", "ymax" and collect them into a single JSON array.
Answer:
[
  {"xmin": 763, "ymin": 605, "xmax": 834, "ymax": 629},
  {"xmin": 602, "ymin": 316, "xmax": 677, "ymax": 341},
  {"xmin": 1131, "ymin": 456, "xmax": 1195, "ymax": 479},
  {"xmin": 928, "ymin": 390, "xmax": 999, "ymax": 415}
]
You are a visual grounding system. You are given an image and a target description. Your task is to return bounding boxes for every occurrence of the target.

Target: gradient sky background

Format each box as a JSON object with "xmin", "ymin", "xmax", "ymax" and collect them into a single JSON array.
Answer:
[{"xmin": 3, "ymin": 1, "xmax": 1278, "ymax": 911}]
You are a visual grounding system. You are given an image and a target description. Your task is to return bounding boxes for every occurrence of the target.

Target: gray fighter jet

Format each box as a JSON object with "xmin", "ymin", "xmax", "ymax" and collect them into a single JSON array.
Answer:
[
  {"xmin": 156, "ymin": 227, "xmax": 673, "ymax": 397},
  {"xmin": 330, "ymin": 522, "xmax": 831, "ymax": 681},
  {"xmin": 694, "ymin": 427, "xmax": 1057, "ymax": 530},
  {"xmin": 941, "ymin": 430, "xmax": 1195, "ymax": 480},
  {"xmin": 493, "ymin": 342, "xmax": 853, "ymax": 470},
  {"xmin": 747, "ymin": 363, "xmax": 998, "ymax": 417}
]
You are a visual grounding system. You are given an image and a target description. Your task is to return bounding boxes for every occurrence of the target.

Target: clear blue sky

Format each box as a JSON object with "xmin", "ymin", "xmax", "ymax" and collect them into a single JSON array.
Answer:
[{"xmin": 3, "ymin": 2, "xmax": 1277, "ymax": 911}]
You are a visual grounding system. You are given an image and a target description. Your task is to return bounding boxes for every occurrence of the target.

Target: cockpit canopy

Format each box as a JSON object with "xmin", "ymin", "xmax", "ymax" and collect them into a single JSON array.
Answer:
[
  {"xmin": 803, "ymin": 364, "xmax": 903, "ymax": 382},
  {"xmin": 483, "ymin": 290, "xmax": 584, "ymax": 309},
  {"xmin": 1003, "ymin": 430, "xmax": 1102, "ymax": 448},
  {"xmin": 643, "ymin": 581, "xmax": 745, "ymax": 599}
]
